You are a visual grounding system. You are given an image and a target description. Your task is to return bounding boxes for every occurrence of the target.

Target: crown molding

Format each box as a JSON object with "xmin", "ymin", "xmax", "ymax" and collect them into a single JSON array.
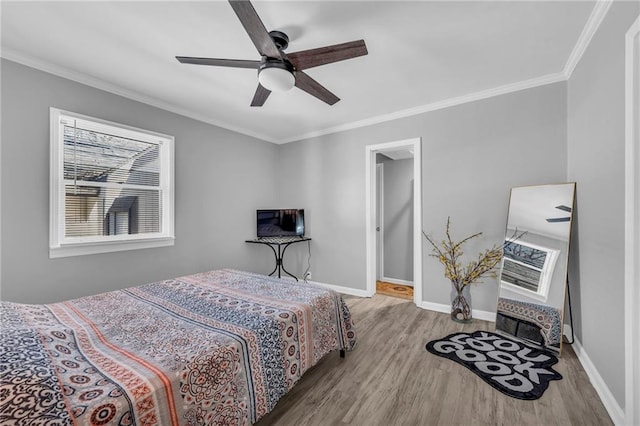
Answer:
[
  {"xmin": 282, "ymin": 1, "xmax": 613, "ymax": 145},
  {"xmin": 563, "ymin": 0, "xmax": 613, "ymax": 78},
  {"xmin": 0, "ymin": 48, "xmax": 278, "ymax": 144},
  {"xmin": 279, "ymin": 72, "xmax": 567, "ymax": 144}
]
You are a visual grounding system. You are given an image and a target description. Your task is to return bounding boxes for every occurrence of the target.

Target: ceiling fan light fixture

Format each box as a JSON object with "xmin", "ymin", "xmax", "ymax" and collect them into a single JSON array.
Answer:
[{"xmin": 258, "ymin": 62, "xmax": 295, "ymax": 92}]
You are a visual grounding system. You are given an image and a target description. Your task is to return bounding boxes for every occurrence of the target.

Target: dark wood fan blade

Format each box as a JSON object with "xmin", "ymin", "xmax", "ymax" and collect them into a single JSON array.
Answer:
[
  {"xmin": 546, "ymin": 217, "xmax": 571, "ymax": 223},
  {"xmin": 294, "ymin": 71, "xmax": 339, "ymax": 105},
  {"xmin": 176, "ymin": 56, "xmax": 261, "ymax": 69},
  {"xmin": 287, "ymin": 40, "xmax": 367, "ymax": 70},
  {"xmin": 251, "ymin": 84, "xmax": 271, "ymax": 107},
  {"xmin": 228, "ymin": 0, "xmax": 282, "ymax": 59}
]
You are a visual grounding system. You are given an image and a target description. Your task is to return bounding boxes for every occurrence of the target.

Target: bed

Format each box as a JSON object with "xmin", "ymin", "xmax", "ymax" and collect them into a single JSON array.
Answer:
[{"xmin": 0, "ymin": 269, "xmax": 356, "ymax": 425}]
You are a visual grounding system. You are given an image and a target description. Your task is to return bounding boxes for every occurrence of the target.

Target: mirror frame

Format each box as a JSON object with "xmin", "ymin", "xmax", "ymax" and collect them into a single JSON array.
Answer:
[{"xmin": 495, "ymin": 182, "xmax": 576, "ymax": 355}]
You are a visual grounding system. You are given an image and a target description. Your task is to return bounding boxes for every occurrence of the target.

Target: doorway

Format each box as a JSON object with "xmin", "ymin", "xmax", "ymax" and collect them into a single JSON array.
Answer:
[
  {"xmin": 376, "ymin": 151, "xmax": 414, "ymax": 285},
  {"xmin": 376, "ymin": 163, "xmax": 384, "ymax": 281},
  {"xmin": 365, "ymin": 138, "xmax": 422, "ymax": 306}
]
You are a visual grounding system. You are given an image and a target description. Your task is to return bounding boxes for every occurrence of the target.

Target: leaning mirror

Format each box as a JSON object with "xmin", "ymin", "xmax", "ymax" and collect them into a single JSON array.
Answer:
[{"xmin": 495, "ymin": 183, "xmax": 576, "ymax": 355}]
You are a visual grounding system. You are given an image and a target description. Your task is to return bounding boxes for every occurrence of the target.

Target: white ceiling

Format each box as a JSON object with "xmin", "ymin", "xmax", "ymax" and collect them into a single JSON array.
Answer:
[
  {"xmin": 1, "ymin": 1, "xmax": 595, "ymax": 143},
  {"xmin": 379, "ymin": 149, "xmax": 414, "ymax": 161}
]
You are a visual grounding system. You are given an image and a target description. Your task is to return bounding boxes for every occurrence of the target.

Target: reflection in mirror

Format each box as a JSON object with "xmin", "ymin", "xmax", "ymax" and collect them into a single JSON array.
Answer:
[{"xmin": 495, "ymin": 183, "xmax": 576, "ymax": 355}]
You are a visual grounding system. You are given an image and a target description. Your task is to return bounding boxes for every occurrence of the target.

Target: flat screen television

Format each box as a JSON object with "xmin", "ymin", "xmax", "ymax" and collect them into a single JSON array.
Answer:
[{"xmin": 257, "ymin": 209, "xmax": 305, "ymax": 238}]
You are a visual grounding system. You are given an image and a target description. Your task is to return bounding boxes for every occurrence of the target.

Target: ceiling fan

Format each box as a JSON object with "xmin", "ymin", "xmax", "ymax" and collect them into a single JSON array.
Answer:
[
  {"xmin": 546, "ymin": 205, "xmax": 572, "ymax": 223},
  {"xmin": 176, "ymin": 0, "xmax": 368, "ymax": 107}
]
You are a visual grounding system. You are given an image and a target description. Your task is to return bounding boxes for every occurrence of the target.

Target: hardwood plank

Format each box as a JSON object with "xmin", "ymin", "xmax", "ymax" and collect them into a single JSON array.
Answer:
[
  {"xmin": 376, "ymin": 280, "xmax": 414, "ymax": 300},
  {"xmin": 255, "ymin": 294, "xmax": 612, "ymax": 425}
]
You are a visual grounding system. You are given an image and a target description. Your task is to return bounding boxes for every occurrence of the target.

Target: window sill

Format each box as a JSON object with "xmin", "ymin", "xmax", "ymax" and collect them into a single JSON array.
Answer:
[
  {"xmin": 500, "ymin": 281, "xmax": 549, "ymax": 303},
  {"xmin": 49, "ymin": 237, "xmax": 174, "ymax": 258}
]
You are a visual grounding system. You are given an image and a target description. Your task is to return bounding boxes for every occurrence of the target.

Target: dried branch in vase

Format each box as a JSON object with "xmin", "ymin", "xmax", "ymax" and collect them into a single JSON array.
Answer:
[{"xmin": 422, "ymin": 217, "xmax": 525, "ymax": 292}]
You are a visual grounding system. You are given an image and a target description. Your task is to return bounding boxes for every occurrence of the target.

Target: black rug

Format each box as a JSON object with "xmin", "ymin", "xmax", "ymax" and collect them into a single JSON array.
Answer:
[{"xmin": 426, "ymin": 330, "xmax": 562, "ymax": 400}]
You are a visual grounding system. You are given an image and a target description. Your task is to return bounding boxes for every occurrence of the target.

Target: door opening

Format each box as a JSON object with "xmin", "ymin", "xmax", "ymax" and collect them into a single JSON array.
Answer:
[
  {"xmin": 376, "ymin": 152, "xmax": 414, "ymax": 287},
  {"xmin": 376, "ymin": 163, "xmax": 384, "ymax": 281},
  {"xmin": 365, "ymin": 138, "xmax": 422, "ymax": 307}
]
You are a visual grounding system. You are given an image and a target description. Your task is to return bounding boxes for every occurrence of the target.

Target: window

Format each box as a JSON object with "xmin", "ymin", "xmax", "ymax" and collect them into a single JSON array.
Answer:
[
  {"xmin": 50, "ymin": 108, "xmax": 174, "ymax": 258},
  {"xmin": 500, "ymin": 240, "xmax": 559, "ymax": 302}
]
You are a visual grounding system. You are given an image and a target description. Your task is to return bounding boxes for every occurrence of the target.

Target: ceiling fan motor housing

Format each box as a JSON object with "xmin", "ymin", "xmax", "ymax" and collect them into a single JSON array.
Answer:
[
  {"xmin": 259, "ymin": 57, "xmax": 293, "ymax": 73},
  {"xmin": 268, "ymin": 30, "xmax": 289, "ymax": 52}
]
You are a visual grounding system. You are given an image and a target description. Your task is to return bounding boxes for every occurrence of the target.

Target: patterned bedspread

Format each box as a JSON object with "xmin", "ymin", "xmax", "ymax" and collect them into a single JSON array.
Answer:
[
  {"xmin": 0, "ymin": 269, "xmax": 356, "ymax": 425},
  {"xmin": 497, "ymin": 297, "xmax": 561, "ymax": 349}
]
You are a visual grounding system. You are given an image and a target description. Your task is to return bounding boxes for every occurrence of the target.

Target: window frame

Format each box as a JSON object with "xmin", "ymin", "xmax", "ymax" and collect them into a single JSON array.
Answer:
[
  {"xmin": 49, "ymin": 108, "xmax": 174, "ymax": 258},
  {"xmin": 500, "ymin": 240, "xmax": 559, "ymax": 303}
]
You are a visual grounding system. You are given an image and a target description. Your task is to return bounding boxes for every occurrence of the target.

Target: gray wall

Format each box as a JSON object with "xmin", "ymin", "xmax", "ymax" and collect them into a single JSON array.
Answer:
[
  {"xmin": 0, "ymin": 59, "xmax": 569, "ymax": 317},
  {"xmin": 0, "ymin": 59, "xmax": 279, "ymax": 303},
  {"xmin": 382, "ymin": 158, "xmax": 413, "ymax": 282},
  {"xmin": 567, "ymin": 1, "xmax": 639, "ymax": 409},
  {"xmin": 277, "ymin": 82, "xmax": 568, "ymax": 314}
]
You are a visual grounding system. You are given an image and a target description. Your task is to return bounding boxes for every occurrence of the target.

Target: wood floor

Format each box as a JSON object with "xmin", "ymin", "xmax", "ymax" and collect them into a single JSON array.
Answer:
[
  {"xmin": 256, "ymin": 294, "xmax": 612, "ymax": 426},
  {"xmin": 376, "ymin": 280, "xmax": 414, "ymax": 300}
]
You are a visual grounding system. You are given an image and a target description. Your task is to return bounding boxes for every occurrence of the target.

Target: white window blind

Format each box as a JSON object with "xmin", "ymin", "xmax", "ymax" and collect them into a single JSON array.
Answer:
[
  {"xmin": 500, "ymin": 240, "xmax": 559, "ymax": 302},
  {"xmin": 50, "ymin": 108, "xmax": 174, "ymax": 258}
]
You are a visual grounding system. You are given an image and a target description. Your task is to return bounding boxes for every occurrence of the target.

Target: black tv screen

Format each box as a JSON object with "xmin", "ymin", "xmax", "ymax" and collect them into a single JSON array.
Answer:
[{"xmin": 257, "ymin": 209, "xmax": 305, "ymax": 237}]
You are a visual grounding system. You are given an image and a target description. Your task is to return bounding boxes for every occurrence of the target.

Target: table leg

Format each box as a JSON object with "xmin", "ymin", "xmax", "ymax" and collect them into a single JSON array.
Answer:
[
  {"xmin": 265, "ymin": 244, "xmax": 279, "ymax": 277},
  {"xmin": 280, "ymin": 243, "xmax": 298, "ymax": 281},
  {"xmin": 276, "ymin": 244, "xmax": 282, "ymax": 278}
]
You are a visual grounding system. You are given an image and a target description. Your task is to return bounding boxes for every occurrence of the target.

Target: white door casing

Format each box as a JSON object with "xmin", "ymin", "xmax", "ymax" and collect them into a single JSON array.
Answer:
[
  {"xmin": 365, "ymin": 137, "xmax": 422, "ymax": 306},
  {"xmin": 624, "ymin": 15, "xmax": 640, "ymax": 426}
]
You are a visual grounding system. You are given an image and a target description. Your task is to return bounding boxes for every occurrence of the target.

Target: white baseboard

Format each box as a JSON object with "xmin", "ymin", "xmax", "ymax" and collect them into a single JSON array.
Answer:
[
  {"xmin": 380, "ymin": 276, "xmax": 414, "ymax": 287},
  {"xmin": 311, "ymin": 281, "xmax": 373, "ymax": 298},
  {"xmin": 472, "ymin": 309, "xmax": 497, "ymax": 322},
  {"xmin": 568, "ymin": 332, "xmax": 625, "ymax": 425},
  {"xmin": 417, "ymin": 300, "xmax": 496, "ymax": 322}
]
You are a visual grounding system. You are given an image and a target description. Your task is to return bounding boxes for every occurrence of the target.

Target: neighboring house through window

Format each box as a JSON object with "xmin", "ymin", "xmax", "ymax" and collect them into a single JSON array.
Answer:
[{"xmin": 50, "ymin": 108, "xmax": 174, "ymax": 258}]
